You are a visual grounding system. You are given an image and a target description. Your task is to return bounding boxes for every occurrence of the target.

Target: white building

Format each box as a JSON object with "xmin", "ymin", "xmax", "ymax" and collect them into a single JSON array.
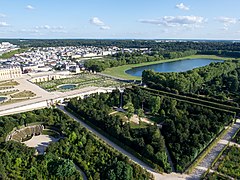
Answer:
[{"xmin": 0, "ymin": 66, "xmax": 22, "ymax": 80}]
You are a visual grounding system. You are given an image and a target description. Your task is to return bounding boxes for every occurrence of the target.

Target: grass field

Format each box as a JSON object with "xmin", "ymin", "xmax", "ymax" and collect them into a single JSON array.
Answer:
[
  {"xmin": 0, "ymin": 80, "xmax": 19, "ymax": 87},
  {"xmin": 102, "ymin": 55, "xmax": 235, "ymax": 80},
  {"xmin": 10, "ymin": 90, "xmax": 36, "ymax": 98},
  {"xmin": 0, "ymin": 48, "xmax": 29, "ymax": 59}
]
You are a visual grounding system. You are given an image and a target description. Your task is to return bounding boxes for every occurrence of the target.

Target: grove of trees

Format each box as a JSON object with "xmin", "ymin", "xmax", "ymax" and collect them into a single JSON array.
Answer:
[
  {"xmin": 67, "ymin": 87, "xmax": 233, "ymax": 173},
  {"xmin": 142, "ymin": 61, "xmax": 240, "ymax": 104},
  {"xmin": 67, "ymin": 92, "xmax": 171, "ymax": 172},
  {"xmin": 0, "ymin": 108, "xmax": 152, "ymax": 180}
]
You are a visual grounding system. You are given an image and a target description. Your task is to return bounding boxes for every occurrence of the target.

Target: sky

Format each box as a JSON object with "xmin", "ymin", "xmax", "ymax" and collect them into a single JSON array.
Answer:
[{"xmin": 0, "ymin": 0, "xmax": 240, "ymax": 39}]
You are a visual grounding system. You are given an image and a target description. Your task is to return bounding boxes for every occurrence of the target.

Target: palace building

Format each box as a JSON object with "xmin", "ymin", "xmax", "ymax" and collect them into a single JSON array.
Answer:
[{"xmin": 0, "ymin": 66, "xmax": 22, "ymax": 80}]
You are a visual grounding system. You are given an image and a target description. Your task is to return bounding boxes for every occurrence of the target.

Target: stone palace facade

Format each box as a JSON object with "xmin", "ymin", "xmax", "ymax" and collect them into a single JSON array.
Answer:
[{"xmin": 0, "ymin": 66, "xmax": 22, "ymax": 80}]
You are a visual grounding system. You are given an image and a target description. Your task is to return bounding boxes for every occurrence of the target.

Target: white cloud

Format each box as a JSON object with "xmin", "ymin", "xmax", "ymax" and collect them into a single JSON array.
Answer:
[
  {"xmin": 100, "ymin": 26, "xmax": 110, "ymax": 30},
  {"xmin": 216, "ymin": 17, "xmax": 238, "ymax": 30},
  {"xmin": 26, "ymin": 5, "xmax": 35, "ymax": 10},
  {"xmin": 34, "ymin": 25, "xmax": 66, "ymax": 34},
  {"xmin": 20, "ymin": 29, "xmax": 39, "ymax": 33},
  {"xmin": 0, "ymin": 22, "xmax": 9, "ymax": 27},
  {"xmin": 217, "ymin": 17, "xmax": 237, "ymax": 26},
  {"xmin": 90, "ymin": 17, "xmax": 110, "ymax": 30},
  {"xmin": 139, "ymin": 16, "xmax": 206, "ymax": 28},
  {"xmin": 35, "ymin": 25, "xmax": 64, "ymax": 30},
  {"xmin": 222, "ymin": 27, "xmax": 229, "ymax": 31},
  {"xmin": 90, "ymin": 17, "xmax": 105, "ymax": 26},
  {"xmin": 0, "ymin": 13, "xmax": 6, "ymax": 18},
  {"xmin": 50, "ymin": 30, "xmax": 67, "ymax": 33},
  {"xmin": 176, "ymin": 3, "xmax": 190, "ymax": 11}
]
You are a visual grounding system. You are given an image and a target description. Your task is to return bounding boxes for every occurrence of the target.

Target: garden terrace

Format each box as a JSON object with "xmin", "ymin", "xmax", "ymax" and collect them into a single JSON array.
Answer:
[{"xmin": 36, "ymin": 73, "xmax": 128, "ymax": 92}]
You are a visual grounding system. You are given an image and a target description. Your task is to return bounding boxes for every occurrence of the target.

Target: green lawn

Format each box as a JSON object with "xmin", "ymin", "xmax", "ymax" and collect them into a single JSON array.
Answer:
[
  {"xmin": 36, "ymin": 73, "xmax": 126, "ymax": 91},
  {"xmin": 130, "ymin": 121, "xmax": 149, "ymax": 129},
  {"xmin": 10, "ymin": 90, "xmax": 36, "ymax": 98},
  {"xmin": 102, "ymin": 55, "xmax": 235, "ymax": 80},
  {"xmin": 145, "ymin": 114, "xmax": 163, "ymax": 123},
  {"xmin": 0, "ymin": 48, "xmax": 29, "ymax": 59},
  {"xmin": 0, "ymin": 80, "xmax": 19, "ymax": 87},
  {"xmin": 111, "ymin": 111, "xmax": 128, "ymax": 122}
]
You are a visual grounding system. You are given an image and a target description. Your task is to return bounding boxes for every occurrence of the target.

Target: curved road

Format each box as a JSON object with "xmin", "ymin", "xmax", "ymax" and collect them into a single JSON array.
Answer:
[{"xmin": 57, "ymin": 105, "xmax": 188, "ymax": 180}]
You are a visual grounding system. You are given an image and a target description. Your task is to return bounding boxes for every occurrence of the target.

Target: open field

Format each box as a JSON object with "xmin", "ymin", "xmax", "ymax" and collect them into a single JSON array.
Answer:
[{"xmin": 102, "ymin": 55, "xmax": 236, "ymax": 80}]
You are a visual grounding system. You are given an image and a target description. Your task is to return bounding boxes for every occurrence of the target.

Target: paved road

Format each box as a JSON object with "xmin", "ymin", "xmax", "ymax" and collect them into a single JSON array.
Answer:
[
  {"xmin": 189, "ymin": 120, "xmax": 240, "ymax": 180},
  {"xmin": 57, "ymin": 105, "xmax": 189, "ymax": 180}
]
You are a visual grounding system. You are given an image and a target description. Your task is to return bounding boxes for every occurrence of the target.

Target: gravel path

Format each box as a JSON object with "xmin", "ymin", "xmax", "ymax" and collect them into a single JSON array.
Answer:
[{"xmin": 188, "ymin": 120, "xmax": 240, "ymax": 180}]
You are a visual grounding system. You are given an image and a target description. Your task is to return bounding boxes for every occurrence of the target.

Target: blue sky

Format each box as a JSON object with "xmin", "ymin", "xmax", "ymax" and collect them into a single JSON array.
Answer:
[{"xmin": 0, "ymin": 0, "xmax": 240, "ymax": 39}]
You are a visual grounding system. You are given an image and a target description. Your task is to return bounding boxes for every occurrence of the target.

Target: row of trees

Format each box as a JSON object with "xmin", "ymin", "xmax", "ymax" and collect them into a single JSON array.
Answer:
[
  {"xmin": 67, "ymin": 87, "xmax": 233, "ymax": 173},
  {"xmin": 67, "ymin": 92, "xmax": 171, "ymax": 172},
  {"xmin": 84, "ymin": 50, "xmax": 197, "ymax": 72},
  {"xmin": 122, "ymin": 87, "xmax": 233, "ymax": 172},
  {"xmin": 0, "ymin": 108, "xmax": 152, "ymax": 180},
  {"xmin": 199, "ymin": 50, "xmax": 240, "ymax": 58}
]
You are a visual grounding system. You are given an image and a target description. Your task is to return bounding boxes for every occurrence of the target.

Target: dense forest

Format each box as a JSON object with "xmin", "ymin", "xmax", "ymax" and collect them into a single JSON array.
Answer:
[
  {"xmin": 1, "ymin": 39, "xmax": 240, "ymax": 51},
  {"xmin": 67, "ymin": 87, "xmax": 233, "ymax": 172},
  {"xmin": 143, "ymin": 61, "xmax": 240, "ymax": 104},
  {"xmin": 0, "ymin": 108, "xmax": 152, "ymax": 180}
]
